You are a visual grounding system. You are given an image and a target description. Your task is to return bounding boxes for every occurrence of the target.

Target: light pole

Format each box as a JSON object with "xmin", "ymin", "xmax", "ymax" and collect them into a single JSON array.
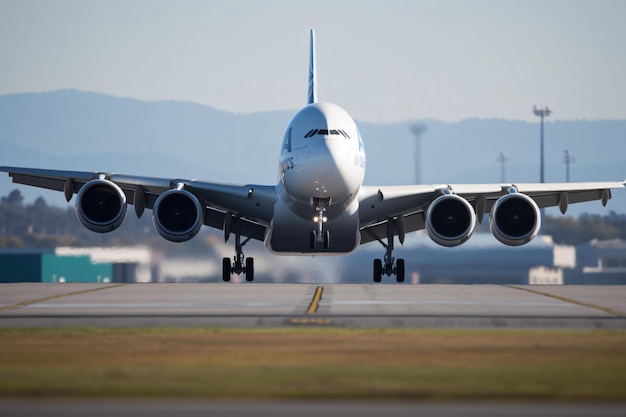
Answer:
[
  {"xmin": 563, "ymin": 149, "xmax": 575, "ymax": 183},
  {"xmin": 533, "ymin": 106, "xmax": 552, "ymax": 183},
  {"xmin": 496, "ymin": 151, "xmax": 509, "ymax": 183},
  {"xmin": 410, "ymin": 123, "xmax": 427, "ymax": 184}
]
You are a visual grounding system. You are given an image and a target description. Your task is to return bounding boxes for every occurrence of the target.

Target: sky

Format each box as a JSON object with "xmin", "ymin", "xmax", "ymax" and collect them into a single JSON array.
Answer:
[{"xmin": 0, "ymin": 0, "xmax": 625, "ymax": 123}]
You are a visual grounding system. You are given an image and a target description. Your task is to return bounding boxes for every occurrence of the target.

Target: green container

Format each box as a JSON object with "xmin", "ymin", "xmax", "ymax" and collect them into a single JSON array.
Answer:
[
  {"xmin": 0, "ymin": 253, "xmax": 43, "ymax": 283},
  {"xmin": 41, "ymin": 254, "xmax": 113, "ymax": 283}
]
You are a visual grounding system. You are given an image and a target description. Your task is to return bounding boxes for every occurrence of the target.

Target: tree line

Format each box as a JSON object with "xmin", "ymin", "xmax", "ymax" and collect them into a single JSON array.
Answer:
[{"xmin": 1, "ymin": 189, "xmax": 625, "ymax": 249}]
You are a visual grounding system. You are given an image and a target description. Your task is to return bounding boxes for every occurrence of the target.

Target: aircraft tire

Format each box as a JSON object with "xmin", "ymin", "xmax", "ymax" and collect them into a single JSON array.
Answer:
[
  {"xmin": 396, "ymin": 258, "xmax": 405, "ymax": 283},
  {"xmin": 373, "ymin": 259, "xmax": 383, "ymax": 283},
  {"xmin": 245, "ymin": 258, "xmax": 254, "ymax": 282},
  {"xmin": 222, "ymin": 257, "xmax": 232, "ymax": 282}
]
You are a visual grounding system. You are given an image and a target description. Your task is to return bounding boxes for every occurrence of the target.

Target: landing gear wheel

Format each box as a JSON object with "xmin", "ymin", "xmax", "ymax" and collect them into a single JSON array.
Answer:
[
  {"xmin": 245, "ymin": 257, "xmax": 254, "ymax": 282},
  {"xmin": 323, "ymin": 230, "xmax": 330, "ymax": 249},
  {"xmin": 373, "ymin": 259, "xmax": 383, "ymax": 283},
  {"xmin": 396, "ymin": 258, "xmax": 405, "ymax": 283},
  {"xmin": 310, "ymin": 231, "xmax": 317, "ymax": 249},
  {"xmin": 222, "ymin": 257, "xmax": 231, "ymax": 282},
  {"xmin": 224, "ymin": 214, "xmax": 253, "ymax": 282},
  {"xmin": 372, "ymin": 217, "xmax": 410, "ymax": 283}
]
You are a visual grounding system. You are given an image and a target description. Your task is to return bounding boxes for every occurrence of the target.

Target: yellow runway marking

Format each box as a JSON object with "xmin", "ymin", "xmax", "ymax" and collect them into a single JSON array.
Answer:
[
  {"xmin": 506, "ymin": 285, "xmax": 626, "ymax": 317},
  {"xmin": 0, "ymin": 284, "xmax": 128, "ymax": 311},
  {"xmin": 306, "ymin": 286, "xmax": 324, "ymax": 315}
]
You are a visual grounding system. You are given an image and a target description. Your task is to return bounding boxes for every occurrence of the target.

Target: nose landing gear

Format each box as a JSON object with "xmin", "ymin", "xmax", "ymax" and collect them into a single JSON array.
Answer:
[{"xmin": 310, "ymin": 197, "xmax": 331, "ymax": 249}]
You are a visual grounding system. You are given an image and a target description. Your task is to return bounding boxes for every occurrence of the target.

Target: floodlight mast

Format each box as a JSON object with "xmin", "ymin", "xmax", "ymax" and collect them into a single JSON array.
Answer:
[
  {"xmin": 496, "ymin": 151, "xmax": 509, "ymax": 183},
  {"xmin": 410, "ymin": 123, "xmax": 427, "ymax": 184},
  {"xmin": 533, "ymin": 106, "xmax": 552, "ymax": 183},
  {"xmin": 563, "ymin": 149, "xmax": 575, "ymax": 183}
]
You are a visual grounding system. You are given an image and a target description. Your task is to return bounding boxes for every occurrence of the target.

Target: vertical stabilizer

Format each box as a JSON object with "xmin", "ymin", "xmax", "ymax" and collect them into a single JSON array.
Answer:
[{"xmin": 307, "ymin": 29, "xmax": 317, "ymax": 104}]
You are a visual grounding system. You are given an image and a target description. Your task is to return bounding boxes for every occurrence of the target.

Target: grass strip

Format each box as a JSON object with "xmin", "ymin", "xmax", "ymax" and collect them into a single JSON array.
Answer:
[{"xmin": 1, "ymin": 328, "xmax": 625, "ymax": 401}]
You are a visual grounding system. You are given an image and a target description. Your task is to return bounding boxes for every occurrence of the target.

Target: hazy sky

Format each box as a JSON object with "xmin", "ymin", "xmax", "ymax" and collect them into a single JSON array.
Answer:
[{"xmin": 1, "ymin": 0, "xmax": 624, "ymax": 123}]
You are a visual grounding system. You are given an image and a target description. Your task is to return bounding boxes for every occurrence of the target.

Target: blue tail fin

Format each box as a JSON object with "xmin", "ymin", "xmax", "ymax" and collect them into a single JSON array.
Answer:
[{"xmin": 307, "ymin": 29, "xmax": 317, "ymax": 104}]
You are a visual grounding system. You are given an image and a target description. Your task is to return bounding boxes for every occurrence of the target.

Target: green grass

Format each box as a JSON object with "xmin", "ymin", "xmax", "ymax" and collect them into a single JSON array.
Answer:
[{"xmin": 1, "ymin": 328, "xmax": 625, "ymax": 400}]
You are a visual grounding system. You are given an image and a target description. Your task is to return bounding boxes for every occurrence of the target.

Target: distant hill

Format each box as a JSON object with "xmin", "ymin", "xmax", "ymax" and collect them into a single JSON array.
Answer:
[{"xmin": 1, "ymin": 90, "xmax": 625, "ymax": 215}]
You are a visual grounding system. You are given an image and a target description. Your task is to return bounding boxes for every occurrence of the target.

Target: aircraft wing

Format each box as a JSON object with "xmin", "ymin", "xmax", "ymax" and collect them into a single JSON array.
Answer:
[
  {"xmin": 358, "ymin": 181, "xmax": 626, "ymax": 244},
  {"xmin": 0, "ymin": 166, "xmax": 277, "ymax": 242}
]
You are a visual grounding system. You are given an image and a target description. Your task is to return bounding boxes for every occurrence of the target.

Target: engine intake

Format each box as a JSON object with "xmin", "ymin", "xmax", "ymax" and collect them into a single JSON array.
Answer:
[
  {"xmin": 426, "ymin": 194, "xmax": 476, "ymax": 247},
  {"xmin": 75, "ymin": 179, "xmax": 127, "ymax": 233},
  {"xmin": 153, "ymin": 189, "xmax": 204, "ymax": 242},
  {"xmin": 490, "ymin": 192, "xmax": 541, "ymax": 246}
]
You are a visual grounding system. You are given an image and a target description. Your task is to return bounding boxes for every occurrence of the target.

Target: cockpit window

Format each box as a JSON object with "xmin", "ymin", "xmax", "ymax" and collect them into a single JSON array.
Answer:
[
  {"xmin": 304, "ymin": 129, "xmax": 318, "ymax": 138},
  {"xmin": 303, "ymin": 129, "xmax": 351, "ymax": 139}
]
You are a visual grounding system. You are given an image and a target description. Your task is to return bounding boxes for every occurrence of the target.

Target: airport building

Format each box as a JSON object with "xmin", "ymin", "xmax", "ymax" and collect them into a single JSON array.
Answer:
[{"xmin": 567, "ymin": 238, "xmax": 626, "ymax": 285}]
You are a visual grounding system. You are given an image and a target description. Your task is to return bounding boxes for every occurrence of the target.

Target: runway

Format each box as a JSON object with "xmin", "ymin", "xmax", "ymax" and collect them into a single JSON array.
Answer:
[{"xmin": 1, "ymin": 283, "xmax": 625, "ymax": 328}]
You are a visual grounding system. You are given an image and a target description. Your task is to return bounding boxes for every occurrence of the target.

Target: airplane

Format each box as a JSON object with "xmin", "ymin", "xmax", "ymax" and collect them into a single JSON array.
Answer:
[{"xmin": 1, "ymin": 29, "xmax": 625, "ymax": 283}]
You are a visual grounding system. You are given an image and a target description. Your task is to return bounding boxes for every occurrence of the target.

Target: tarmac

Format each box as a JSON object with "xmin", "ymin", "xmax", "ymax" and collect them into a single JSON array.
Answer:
[{"xmin": 1, "ymin": 283, "xmax": 625, "ymax": 328}]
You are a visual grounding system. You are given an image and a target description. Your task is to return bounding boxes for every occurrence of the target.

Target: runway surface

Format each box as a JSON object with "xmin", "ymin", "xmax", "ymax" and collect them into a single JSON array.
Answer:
[{"xmin": 1, "ymin": 283, "xmax": 625, "ymax": 328}]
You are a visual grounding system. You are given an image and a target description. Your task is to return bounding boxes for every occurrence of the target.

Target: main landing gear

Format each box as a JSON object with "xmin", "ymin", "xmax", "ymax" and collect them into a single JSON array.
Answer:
[
  {"xmin": 222, "ymin": 214, "xmax": 254, "ymax": 282},
  {"xmin": 310, "ymin": 197, "xmax": 331, "ymax": 250},
  {"xmin": 372, "ymin": 218, "xmax": 405, "ymax": 283}
]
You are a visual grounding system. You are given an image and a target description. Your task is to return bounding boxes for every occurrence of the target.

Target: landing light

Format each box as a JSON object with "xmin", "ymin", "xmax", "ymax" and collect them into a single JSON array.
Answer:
[{"xmin": 313, "ymin": 216, "xmax": 328, "ymax": 223}]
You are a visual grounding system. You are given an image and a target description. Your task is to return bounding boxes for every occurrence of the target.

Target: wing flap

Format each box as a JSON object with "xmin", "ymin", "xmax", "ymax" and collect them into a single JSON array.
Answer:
[
  {"xmin": 526, "ymin": 188, "xmax": 609, "ymax": 210},
  {"xmin": 188, "ymin": 181, "xmax": 277, "ymax": 225},
  {"xmin": 10, "ymin": 172, "xmax": 76, "ymax": 193},
  {"xmin": 203, "ymin": 206, "xmax": 266, "ymax": 242},
  {"xmin": 358, "ymin": 185, "xmax": 440, "ymax": 228},
  {"xmin": 3, "ymin": 167, "xmax": 97, "ymax": 194},
  {"xmin": 360, "ymin": 211, "xmax": 425, "ymax": 244}
]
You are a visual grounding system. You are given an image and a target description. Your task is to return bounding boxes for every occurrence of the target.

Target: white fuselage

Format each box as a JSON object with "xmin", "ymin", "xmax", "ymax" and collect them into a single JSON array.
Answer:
[{"xmin": 265, "ymin": 102, "xmax": 366, "ymax": 254}]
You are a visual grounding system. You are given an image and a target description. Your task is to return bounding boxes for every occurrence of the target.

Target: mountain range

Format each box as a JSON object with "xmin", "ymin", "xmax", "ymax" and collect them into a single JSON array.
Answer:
[{"xmin": 1, "ymin": 90, "xmax": 625, "ymax": 216}]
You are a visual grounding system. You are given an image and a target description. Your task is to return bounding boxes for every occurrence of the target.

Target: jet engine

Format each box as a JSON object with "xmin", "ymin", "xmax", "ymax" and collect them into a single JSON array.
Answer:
[
  {"xmin": 489, "ymin": 192, "xmax": 541, "ymax": 246},
  {"xmin": 75, "ymin": 179, "xmax": 127, "ymax": 233},
  {"xmin": 426, "ymin": 194, "xmax": 476, "ymax": 247},
  {"xmin": 153, "ymin": 189, "xmax": 204, "ymax": 242}
]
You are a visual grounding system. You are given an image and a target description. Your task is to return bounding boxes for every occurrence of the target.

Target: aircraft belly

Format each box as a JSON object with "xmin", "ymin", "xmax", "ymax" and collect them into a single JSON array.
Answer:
[{"xmin": 265, "ymin": 200, "xmax": 360, "ymax": 254}]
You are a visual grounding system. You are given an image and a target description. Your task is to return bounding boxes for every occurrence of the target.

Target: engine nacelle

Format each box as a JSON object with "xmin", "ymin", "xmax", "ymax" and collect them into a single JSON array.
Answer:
[
  {"xmin": 153, "ymin": 189, "xmax": 204, "ymax": 242},
  {"xmin": 426, "ymin": 194, "xmax": 476, "ymax": 247},
  {"xmin": 490, "ymin": 192, "xmax": 541, "ymax": 246},
  {"xmin": 75, "ymin": 179, "xmax": 127, "ymax": 233}
]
